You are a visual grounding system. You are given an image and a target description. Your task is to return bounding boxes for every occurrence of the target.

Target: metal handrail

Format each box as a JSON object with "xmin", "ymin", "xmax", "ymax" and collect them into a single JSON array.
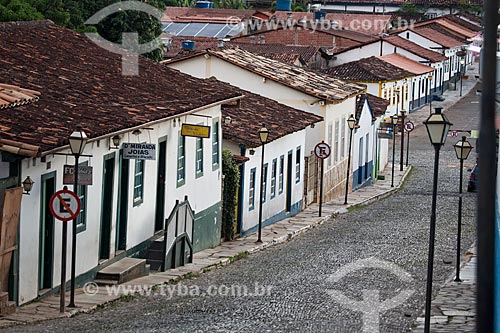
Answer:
[{"xmin": 161, "ymin": 195, "xmax": 195, "ymax": 271}]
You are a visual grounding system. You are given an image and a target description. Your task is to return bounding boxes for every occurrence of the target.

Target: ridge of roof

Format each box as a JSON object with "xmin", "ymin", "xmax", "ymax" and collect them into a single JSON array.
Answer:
[
  {"xmin": 383, "ymin": 35, "xmax": 447, "ymax": 62},
  {"xmin": 205, "ymin": 48, "xmax": 366, "ymax": 102}
]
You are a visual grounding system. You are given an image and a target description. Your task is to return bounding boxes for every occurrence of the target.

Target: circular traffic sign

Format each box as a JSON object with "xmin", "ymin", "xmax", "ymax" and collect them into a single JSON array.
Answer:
[
  {"xmin": 404, "ymin": 121, "xmax": 415, "ymax": 132},
  {"xmin": 49, "ymin": 189, "xmax": 81, "ymax": 222},
  {"xmin": 314, "ymin": 142, "xmax": 331, "ymax": 159}
]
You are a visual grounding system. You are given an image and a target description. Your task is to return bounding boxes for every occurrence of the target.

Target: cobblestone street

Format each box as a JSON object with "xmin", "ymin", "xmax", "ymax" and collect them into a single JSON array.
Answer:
[{"xmin": 1, "ymin": 82, "xmax": 480, "ymax": 332}]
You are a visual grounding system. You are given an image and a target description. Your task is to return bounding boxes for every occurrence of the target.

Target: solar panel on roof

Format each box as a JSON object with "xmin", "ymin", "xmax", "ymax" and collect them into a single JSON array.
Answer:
[{"xmin": 163, "ymin": 22, "xmax": 189, "ymax": 36}]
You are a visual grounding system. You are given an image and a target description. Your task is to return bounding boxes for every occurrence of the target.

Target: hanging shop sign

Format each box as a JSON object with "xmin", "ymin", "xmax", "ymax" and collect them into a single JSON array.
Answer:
[
  {"xmin": 181, "ymin": 124, "xmax": 211, "ymax": 139},
  {"xmin": 63, "ymin": 165, "xmax": 93, "ymax": 185},
  {"xmin": 122, "ymin": 143, "xmax": 156, "ymax": 160}
]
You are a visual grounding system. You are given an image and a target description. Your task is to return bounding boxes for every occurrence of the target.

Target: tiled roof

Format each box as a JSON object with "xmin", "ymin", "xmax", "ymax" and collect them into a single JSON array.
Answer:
[
  {"xmin": 164, "ymin": 36, "xmax": 219, "ymax": 57},
  {"xmin": 415, "ymin": 22, "xmax": 470, "ymax": 43},
  {"xmin": 356, "ymin": 93, "xmax": 389, "ymax": 120},
  {"xmin": 0, "ymin": 84, "xmax": 40, "ymax": 110},
  {"xmin": 366, "ymin": 93, "xmax": 390, "ymax": 117},
  {"xmin": 162, "ymin": 7, "xmax": 258, "ymax": 21},
  {"xmin": 168, "ymin": 47, "xmax": 366, "ymax": 102},
  {"xmin": 272, "ymin": 12, "xmax": 392, "ymax": 35},
  {"xmin": 383, "ymin": 36, "xmax": 447, "ymax": 63},
  {"xmin": 0, "ymin": 20, "xmax": 243, "ymax": 154},
  {"xmin": 378, "ymin": 53, "xmax": 434, "ymax": 75},
  {"xmin": 230, "ymin": 42, "xmax": 320, "ymax": 63},
  {"xmin": 218, "ymin": 80, "xmax": 323, "ymax": 148},
  {"xmin": 412, "ymin": 27, "xmax": 464, "ymax": 48},
  {"xmin": 235, "ymin": 22, "xmax": 376, "ymax": 44},
  {"xmin": 322, "ymin": 56, "xmax": 412, "ymax": 81},
  {"xmin": 445, "ymin": 15, "xmax": 481, "ymax": 32}
]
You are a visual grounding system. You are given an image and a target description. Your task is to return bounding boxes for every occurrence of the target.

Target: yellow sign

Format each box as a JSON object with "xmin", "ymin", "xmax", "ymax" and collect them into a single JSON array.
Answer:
[{"xmin": 181, "ymin": 124, "xmax": 211, "ymax": 138}]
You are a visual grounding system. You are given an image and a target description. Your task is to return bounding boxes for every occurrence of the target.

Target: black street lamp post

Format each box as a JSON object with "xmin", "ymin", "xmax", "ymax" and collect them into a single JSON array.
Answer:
[
  {"xmin": 428, "ymin": 74, "xmax": 433, "ymax": 115},
  {"xmin": 390, "ymin": 114, "xmax": 398, "ymax": 187},
  {"xmin": 344, "ymin": 114, "xmax": 356, "ymax": 205},
  {"xmin": 256, "ymin": 125, "xmax": 269, "ymax": 244},
  {"xmin": 68, "ymin": 127, "xmax": 88, "ymax": 308},
  {"xmin": 423, "ymin": 106, "xmax": 452, "ymax": 333},
  {"xmin": 453, "ymin": 136, "xmax": 473, "ymax": 282},
  {"xmin": 459, "ymin": 59, "xmax": 465, "ymax": 97},
  {"xmin": 400, "ymin": 110, "xmax": 406, "ymax": 171}
]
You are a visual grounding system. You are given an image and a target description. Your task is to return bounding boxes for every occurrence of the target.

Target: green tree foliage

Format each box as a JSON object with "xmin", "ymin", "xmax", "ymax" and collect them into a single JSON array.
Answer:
[
  {"xmin": 222, "ymin": 149, "xmax": 240, "ymax": 241},
  {"xmin": 396, "ymin": 3, "xmax": 425, "ymax": 16},
  {"xmin": 0, "ymin": 0, "xmax": 168, "ymax": 61}
]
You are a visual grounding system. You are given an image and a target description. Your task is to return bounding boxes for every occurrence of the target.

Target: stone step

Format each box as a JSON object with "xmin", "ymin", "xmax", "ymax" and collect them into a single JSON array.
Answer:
[
  {"xmin": 95, "ymin": 258, "xmax": 149, "ymax": 285},
  {"xmin": 94, "ymin": 279, "xmax": 119, "ymax": 286}
]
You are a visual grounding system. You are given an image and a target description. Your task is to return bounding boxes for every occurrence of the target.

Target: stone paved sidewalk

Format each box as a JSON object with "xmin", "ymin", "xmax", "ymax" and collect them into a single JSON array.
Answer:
[{"xmin": 412, "ymin": 247, "xmax": 476, "ymax": 332}]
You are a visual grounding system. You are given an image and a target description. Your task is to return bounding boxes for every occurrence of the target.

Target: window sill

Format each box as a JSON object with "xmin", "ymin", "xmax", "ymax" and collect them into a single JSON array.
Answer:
[
  {"xmin": 133, "ymin": 198, "xmax": 143, "ymax": 207},
  {"xmin": 177, "ymin": 179, "xmax": 185, "ymax": 188}
]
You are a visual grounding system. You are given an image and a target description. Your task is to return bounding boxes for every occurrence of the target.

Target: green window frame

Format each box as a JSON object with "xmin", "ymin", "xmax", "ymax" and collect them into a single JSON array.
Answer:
[
  {"xmin": 249, "ymin": 168, "xmax": 256, "ymax": 210},
  {"xmin": 279, "ymin": 155, "xmax": 284, "ymax": 194},
  {"xmin": 295, "ymin": 147, "xmax": 301, "ymax": 183},
  {"xmin": 133, "ymin": 159, "xmax": 144, "ymax": 206},
  {"xmin": 196, "ymin": 137, "xmax": 204, "ymax": 178},
  {"xmin": 271, "ymin": 158, "xmax": 277, "ymax": 199},
  {"xmin": 177, "ymin": 132, "xmax": 185, "ymax": 187},
  {"xmin": 212, "ymin": 119, "xmax": 220, "ymax": 170},
  {"xmin": 76, "ymin": 161, "xmax": 88, "ymax": 233},
  {"xmin": 262, "ymin": 163, "xmax": 268, "ymax": 203}
]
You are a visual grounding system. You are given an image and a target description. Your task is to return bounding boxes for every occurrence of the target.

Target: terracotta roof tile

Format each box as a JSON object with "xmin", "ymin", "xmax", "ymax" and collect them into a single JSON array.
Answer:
[
  {"xmin": 272, "ymin": 12, "xmax": 392, "ymax": 35},
  {"xmin": 322, "ymin": 56, "xmax": 413, "ymax": 81},
  {"xmin": 230, "ymin": 42, "xmax": 320, "ymax": 63},
  {"xmin": 168, "ymin": 47, "xmax": 366, "ymax": 102},
  {"xmin": 0, "ymin": 20, "xmax": 242, "ymax": 153},
  {"xmin": 383, "ymin": 36, "xmax": 447, "ymax": 63},
  {"xmin": 366, "ymin": 93, "xmax": 390, "ymax": 117},
  {"xmin": 378, "ymin": 53, "xmax": 434, "ymax": 75},
  {"xmin": 356, "ymin": 93, "xmax": 389, "ymax": 120},
  {"xmin": 218, "ymin": 81, "xmax": 323, "ymax": 147},
  {"xmin": 0, "ymin": 84, "xmax": 40, "ymax": 110},
  {"xmin": 163, "ymin": 6, "xmax": 258, "ymax": 21},
  {"xmin": 412, "ymin": 27, "xmax": 464, "ymax": 48}
]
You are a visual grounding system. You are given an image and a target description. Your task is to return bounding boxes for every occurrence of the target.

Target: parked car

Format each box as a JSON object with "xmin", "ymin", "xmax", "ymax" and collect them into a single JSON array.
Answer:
[{"xmin": 467, "ymin": 163, "xmax": 478, "ymax": 192}]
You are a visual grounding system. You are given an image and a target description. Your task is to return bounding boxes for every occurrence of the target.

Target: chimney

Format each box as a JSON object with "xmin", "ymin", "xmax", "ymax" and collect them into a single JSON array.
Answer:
[
  {"xmin": 259, "ymin": 35, "xmax": 265, "ymax": 44},
  {"xmin": 249, "ymin": 35, "xmax": 256, "ymax": 44}
]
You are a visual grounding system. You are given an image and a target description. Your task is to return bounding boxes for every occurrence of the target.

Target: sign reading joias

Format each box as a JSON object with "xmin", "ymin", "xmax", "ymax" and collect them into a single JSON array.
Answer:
[{"xmin": 122, "ymin": 143, "xmax": 156, "ymax": 160}]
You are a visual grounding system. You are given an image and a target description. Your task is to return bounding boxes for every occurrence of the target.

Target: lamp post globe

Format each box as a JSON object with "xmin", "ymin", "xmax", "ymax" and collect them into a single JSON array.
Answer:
[
  {"xmin": 22, "ymin": 176, "xmax": 34, "ymax": 194},
  {"xmin": 259, "ymin": 126, "xmax": 269, "ymax": 144},
  {"xmin": 422, "ymin": 106, "xmax": 453, "ymax": 333},
  {"xmin": 68, "ymin": 128, "xmax": 88, "ymax": 156}
]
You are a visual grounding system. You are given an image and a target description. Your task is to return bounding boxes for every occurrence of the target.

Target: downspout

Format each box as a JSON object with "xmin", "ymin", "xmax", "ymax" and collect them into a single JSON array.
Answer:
[{"xmin": 237, "ymin": 144, "xmax": 246, "ymax": 236}]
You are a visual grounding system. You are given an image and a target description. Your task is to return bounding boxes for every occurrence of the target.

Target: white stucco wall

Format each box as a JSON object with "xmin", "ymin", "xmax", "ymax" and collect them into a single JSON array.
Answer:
[
  {"xmin": 223, "ymin": 130, "xmax": 306, "ymax": 233},
  {"xmin": 18, "ymin": 106, "xmax": 223, "ymax": 304}
]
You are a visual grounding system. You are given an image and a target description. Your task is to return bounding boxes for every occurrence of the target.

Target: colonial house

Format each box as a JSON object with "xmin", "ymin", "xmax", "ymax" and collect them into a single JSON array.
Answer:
[
  {"xmin": 322, "ymin": 56, "xmax": 413, "ymax": 115},
  {"xmin": 378, "ymin": 53, "xmax": 435, "ymax": 110},
  {"xmin": 0, "ymin": 84, "xmax": 40, "ymax": 311},
  {"xmin": 0, "ymin": 20, "xmax": 244, "ymax": 305},
  {"xmin": 352, "ymin": 93, "xmax": 390, "ymax": 190},
  {"xmin": 164, "ymin": 47, "xmax": 367, "ymax": 204},
  {"xmin": 394, "ymin": 27, "xmax": 470, "ymax": 90},
  {"xmin": 219, "ymin": 82, "xmax": 322, "ymax": 235},
  {"xmin": 330, "ymin": 36, "xmax": 448, "ymax": 92}
]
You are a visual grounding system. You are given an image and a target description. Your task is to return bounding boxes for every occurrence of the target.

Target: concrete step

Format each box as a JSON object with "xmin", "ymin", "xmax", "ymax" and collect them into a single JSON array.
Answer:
[
  {"xmin": 94, "ymin": 279, "xmax": 119, "ymax": 286},
  {"xmin": 0, "ymin": 301, "xmax": 15, "ymax": 315},
  {"xmin": 95, "ymin": 258, "xmax": 149, "ymax": 285},
  {"xmin": 150, "ymin": 240, "xmax": 164, "ymax": 251},
  {"xmin": 147, "ymin": 249, "xmax": 164, "ymax": 261}
]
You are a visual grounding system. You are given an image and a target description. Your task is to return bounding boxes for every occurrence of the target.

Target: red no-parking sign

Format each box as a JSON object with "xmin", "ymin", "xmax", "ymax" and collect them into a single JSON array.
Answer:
[
  {"xmin": 49, "ymin": 189, "xmax": 81, "ymax": 222},
  {"xmin": 314, "ymin": 142, "xmax": 331, "ymax": 160}
]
